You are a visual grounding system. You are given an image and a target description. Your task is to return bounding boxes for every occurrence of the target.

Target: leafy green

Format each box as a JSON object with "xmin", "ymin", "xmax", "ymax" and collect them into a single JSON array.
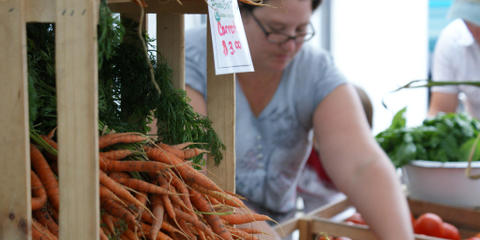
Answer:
[{"xmin": 376, "ymin": 107, "xmax": 480, "ymax": 168}]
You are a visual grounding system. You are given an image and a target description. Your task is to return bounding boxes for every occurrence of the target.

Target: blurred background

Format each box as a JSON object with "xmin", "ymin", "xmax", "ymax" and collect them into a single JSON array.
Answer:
[{"xmin": 148, "ymin": 0, "xmax": 455, "ymax": 134}]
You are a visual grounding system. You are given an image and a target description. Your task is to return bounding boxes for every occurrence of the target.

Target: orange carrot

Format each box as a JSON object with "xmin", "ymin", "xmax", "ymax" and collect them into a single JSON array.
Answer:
[
  {"xmin": 183, "ymin": 148, "xmax": 208, "ymax": 159},
  {"xmin": 219, "ymin": 212, "xmax": 273, "ymax": 225},
  {"xmin": 99, "ymin": 132, "xmax": 147, "ymax": 149},
  {"xmin": 33, "ymin": 207, "xmax": 59, "ymax": 236},
  {"xmin": 32, "ymin": 218, "xmax": 57, "ymax": 240},
  {"xmin": 158, "ymin": 143, "xmax": 185, "ymax": 159},
  {"xmin": 100, "ymin": 157, "xmax": 170, "ymax": 173},
  {"xmin": 150, "ymin": 195, "xmax": 164, "ymax": 240},
  {"xmin": 228, "ymin": 226, "xmax": 260, "ymax": 240},
  {"xmin": 110, "ymin": 174, "xmax": 172, "ymax": 195},
  {"xmin": 102, "ymin": 197, "xmax": 137, "ymax": 228},
  {"xmin": 100, "ymin": 227, "xmax": 109, "ymax": 240},
  {"xmin": 190, "ymin": 189, "xmax": 233, "ymax": 240},
  {"xmin": 101, "ymin": 212, "xmax": 116, "ymax": 235},
  {"xmin": 140, "ymin": 223, "xmax": 175, "ymax": 240},
  {"xmin": 167, "ymin": 170, "xmax": 193, "ymax": 211},
  {"xmin": 99, "ymin": 170, "xmax": 144, "ymax": 209},
  {"xmin": 30, "ymin": 144, "xmax": 59, "ymax": 211},
  {"xmin": 145, "ymin": 147, "xmax": 223, "ymax": 192},
  {"xmin": 172, "ymin": 142, "xmax": 196, "ymax": 150},
  {"xmin": 100, "ymin": 149, "xmax": 134, "ymax": 160},
  {"xmin": 191, "ymin": 182, "xmax": 246, "ymax": 208},
  {"xmin": 31, "ymin": 170, "xmax": 47, "ymax": 211}
]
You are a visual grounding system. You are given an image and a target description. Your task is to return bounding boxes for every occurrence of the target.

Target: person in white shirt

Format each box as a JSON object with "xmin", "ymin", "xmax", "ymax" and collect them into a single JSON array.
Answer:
[{"xmin": 428, "ymin": 0, "xmax": 480, "ymax": 119}]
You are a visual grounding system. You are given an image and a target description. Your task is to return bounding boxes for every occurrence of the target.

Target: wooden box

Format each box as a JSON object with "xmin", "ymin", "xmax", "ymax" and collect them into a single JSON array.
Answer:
[
  {"xmin": 0, "ymin": 0, "xmax": 235, "ymax": 239},
  {"xmin": 274, "ymin": 196, "xmax": 480, "ymax": 240}
]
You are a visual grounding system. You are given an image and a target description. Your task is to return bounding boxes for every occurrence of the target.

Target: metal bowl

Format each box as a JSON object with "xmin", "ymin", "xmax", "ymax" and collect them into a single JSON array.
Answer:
[{"xmin": 401, "ymin": 160, "xmax": 480, "ymax": 208}]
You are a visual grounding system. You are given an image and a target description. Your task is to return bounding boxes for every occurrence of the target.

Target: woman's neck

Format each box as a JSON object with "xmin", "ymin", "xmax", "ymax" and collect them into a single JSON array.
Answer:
[{"xmin": 237, "ymin": 71, "xmax": 283, "ymax": 117}]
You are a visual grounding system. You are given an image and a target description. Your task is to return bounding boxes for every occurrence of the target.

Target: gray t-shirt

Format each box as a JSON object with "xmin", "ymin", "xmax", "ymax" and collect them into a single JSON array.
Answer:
[{"xmin": 185, "ymin": 26, "xmax": 347, "ymax": 220}]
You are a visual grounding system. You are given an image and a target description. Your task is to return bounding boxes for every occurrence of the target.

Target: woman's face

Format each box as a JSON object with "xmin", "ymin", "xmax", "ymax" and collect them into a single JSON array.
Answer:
[
  {"xmin": 243, "ymin": 0, "xmax": 313, "ymax": 72},
  {"xmin": 465, "ymin": 20, "xmax": 480, "ymax": 44}
]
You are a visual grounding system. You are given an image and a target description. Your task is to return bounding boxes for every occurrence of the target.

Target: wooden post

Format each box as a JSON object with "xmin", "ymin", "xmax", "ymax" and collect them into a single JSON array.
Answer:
[
  {"xmin": 55, "ymin": 0, "xmax": 99, "ymax": 239},
  {"xmin": 0, "ymin": 1, "xmax": 31, "ymax": 239},
  {"xmin": 206, "ymin": 20, "xmax": 236, "ymax": 193},
  {"xmin": 157, "ymin": 13, "xmax": 185, "ymax": 90}
]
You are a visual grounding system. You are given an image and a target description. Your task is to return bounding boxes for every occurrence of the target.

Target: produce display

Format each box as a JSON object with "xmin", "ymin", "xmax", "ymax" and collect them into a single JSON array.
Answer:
[
  {"xmin": 30, "ymin": 131, "xmax": 273, "ymax": 239},
  {"xmin": 376, "ymin": 108, "xmax": 480, "ymax": 168},
  {"xmin": 25, "ymin": 0, "xmax": 271, "ymax": 239}
]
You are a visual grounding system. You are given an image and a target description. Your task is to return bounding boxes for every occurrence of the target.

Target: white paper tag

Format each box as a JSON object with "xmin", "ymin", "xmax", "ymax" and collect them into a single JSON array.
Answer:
[{"xmin": 207, "ymin": 0, "xmax": 254, "ymax": 75}]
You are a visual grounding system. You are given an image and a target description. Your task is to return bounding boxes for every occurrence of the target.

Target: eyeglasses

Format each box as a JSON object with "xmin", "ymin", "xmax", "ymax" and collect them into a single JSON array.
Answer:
[{"xmin": 250, "ymin": 12, "xmax": 315, "ymax": 44}]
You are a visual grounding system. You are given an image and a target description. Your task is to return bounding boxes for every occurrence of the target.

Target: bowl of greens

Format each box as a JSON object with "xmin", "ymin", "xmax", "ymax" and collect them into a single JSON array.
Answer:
[{"xmin": 376, "ymin": 108, "xmax": 480, "ymax": 208}]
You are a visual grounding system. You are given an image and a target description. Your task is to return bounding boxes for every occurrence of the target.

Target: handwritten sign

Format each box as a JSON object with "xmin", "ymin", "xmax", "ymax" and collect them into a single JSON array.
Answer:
[{"xmin": 207, "ymin": 0, "xmax": 254, "ymax": 75}]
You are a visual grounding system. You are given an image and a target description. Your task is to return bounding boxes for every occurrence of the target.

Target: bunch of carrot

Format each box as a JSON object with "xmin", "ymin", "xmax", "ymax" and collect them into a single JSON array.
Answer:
[{"xmin": 30, "ymin": 131, "xmax": 273, "ymax": 240}]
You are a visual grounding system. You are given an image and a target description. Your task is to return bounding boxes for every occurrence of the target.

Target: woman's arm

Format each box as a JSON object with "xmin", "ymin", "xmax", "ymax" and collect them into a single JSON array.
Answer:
[
  {"xmin": 186, "ymin": 86, "xmax": 208, "ymax": 116},
  {"xmin": 427, "ymin": 91, "xmax": 459, "ymax": 118},
  {"xmin": 313, "ymin": 84, "xmax": 414, "ymax": 240}
]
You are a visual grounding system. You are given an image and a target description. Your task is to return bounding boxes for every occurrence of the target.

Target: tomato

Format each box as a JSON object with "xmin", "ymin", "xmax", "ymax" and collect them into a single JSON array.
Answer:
[
  {"xmin": 441, "ymin": 222, "xmax": 460, "ymax": 240},
  {"xmin": 345, "ymin": 212, "xmax": 367, "ymax": 225},
  {"xmin": 413, "ymin": 213, "xmax": 444, "ymax": 238}
]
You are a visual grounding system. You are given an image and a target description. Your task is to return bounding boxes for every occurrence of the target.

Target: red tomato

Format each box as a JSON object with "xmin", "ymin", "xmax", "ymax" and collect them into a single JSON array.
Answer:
[
  {"xmin": 345, "ymin": 212, "xmax": 367, "ymax": 225},
  {"xmin": 413, "ymin": 213, "xmax": 444, "ymax": 238},
  {"xmin": 441, "ymin": 222, "xmax": 460, "ymax": 240}
]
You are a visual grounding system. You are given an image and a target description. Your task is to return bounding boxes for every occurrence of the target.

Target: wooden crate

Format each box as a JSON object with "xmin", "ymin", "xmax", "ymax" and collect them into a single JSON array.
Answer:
[
  {"xmin": 0, "ymin": 0, "xmax": 235, "ymax": 239},
  {"xmin": 274, "ymin": 196, "xmax": 480, "ymax": 240}
]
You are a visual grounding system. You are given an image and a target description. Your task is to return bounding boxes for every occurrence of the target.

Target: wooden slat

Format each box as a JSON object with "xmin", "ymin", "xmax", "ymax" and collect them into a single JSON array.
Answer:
[
  {"xmin": 310, "ymin": 218, "xmax": 377, "ymax": 240},
  {"xmin": 206, "ymin": 21, "xmax": 236, "ymax": 193},
  {"xmin": 273, "ymin": 217, "xmax": 299, "ymax": 238},
  {"xmin": 23, "ymin": 0, "xmax": 206, "ymax": 23},
  {"xmin": 25, "ymin": 0, "xmax": 55, "ymax": 23},
  {"xmin": 307, "ymin": 195, "xmax": 350, "ymax": 218},
  {"xmin": 108, "ymin": 0, "xmax": 207, "ymax": 14},
  {"xmin": 157, "ymin": 13, "xmax": 185, "ymax": 90},
  {"xmin": 55, "ymin": 0, "xmax": 99, "ymax": 239},
  {"xmin": 298, "ymin": 218, "xmax": 311, "ymax": 240},
  {"xmin": 0, "ymin": 1, "xmax": 31, "ymax": 239}
]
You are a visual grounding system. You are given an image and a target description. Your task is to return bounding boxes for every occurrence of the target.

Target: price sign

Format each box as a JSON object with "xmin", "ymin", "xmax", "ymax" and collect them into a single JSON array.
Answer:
[{"xmin": 207, "ymin": 0, "xmax": 254, "ymax": 75}]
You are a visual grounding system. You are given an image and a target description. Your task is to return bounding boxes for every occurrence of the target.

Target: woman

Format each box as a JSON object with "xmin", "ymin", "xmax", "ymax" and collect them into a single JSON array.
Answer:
[{"xmin": 185, "ymin": 0, "xmax": 414, "ymax": 238}]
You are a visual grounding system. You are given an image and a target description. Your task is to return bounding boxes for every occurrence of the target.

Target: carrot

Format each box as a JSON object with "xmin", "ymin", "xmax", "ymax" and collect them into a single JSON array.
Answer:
[
  {"xmin": 228, "ymin": 226, "xmax": 260, "ymax": 240},
  {"xmin": 235, "ymin": 227, "xmax": 265, "ymax": 235},
  {"xmin": 173, "ymin": 207, "xmax": 215, "ymax": 238},
  {"xmin": 190, "ymin": 189, "xmax": 233, "ymax": 240},
  {"xmin": 100, "ymin": 157, "xmax": 170, "ymax": 173},
  {"xmin": 191, "ymin": 182, "xmax": 246, "ymax": 208},
  {"xmin": 33, "ymin": 207, "xmax": 59, "ymax": 236},
  {"xmin": 102, "ymin": 197, "xmax": 137, "ymax": 228},
  {"xmin": 30, "ymin": 144, "xmax": 59, "ymax": 211},
  {"xmin": 139, "ymin": 223, "xmax": 175, "ymax": 240},
  {"xmin": 183, "ymin": 148, "xmax": 208, "ymax": 159},
  {"xmin": 32, "ymin": 218, "xmax": 57, "ymax": 240},
  {"xmin": 172, "ymin": 142, "xmax": 196, "ymax": 150},
  {"xmin": 99, "ymin": 170, "xmax": 144, "ymax": 209},
  {"xmin": 100, "ymin": 149, "xmax": 134, "ymax": 160},
  {"xmin": 110, "ymin": 174, "xmax": 172, "ymax": 195},
  {"xmin": 99, "ymin": 132, "xmax": 147, "ymax": 149},
  {"xmin": 167, "ymin": 170, "xmax": 193, "ymax": 211},
  {"xmin": 158, "ymin": 143, "xmax": 185, "ymax": 159},
  {"xmin": 31, "ymin": 170, "xmax": 47, "ymax": 211},
  {"xmin": 100, "ymin": 227, "xmax": 109, "ymax": 240},
  {"xmin": 159, "ymin": 143, "xmax": 208, "ymax": 160},
  {"xmin": 219, "ymin": 212, "xmax": 273, "ymax": 225},
  {"xmin": 145, "ymin": 147, "xmax": 223, "ymax": 192},
  {"xmin": 150, "ymin": 195, "xmax": 164, "ymax": 240},
  {"xmin": 101, "ymin": 212, "xmax": 116, "ymax": 235}
]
